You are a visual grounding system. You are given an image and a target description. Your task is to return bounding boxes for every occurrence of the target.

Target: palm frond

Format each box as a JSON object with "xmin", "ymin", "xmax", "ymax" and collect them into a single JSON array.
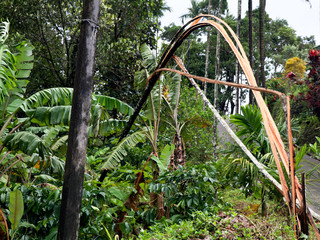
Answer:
[
  {"xmin": 140, "ymin": 43, "xmax": 156, "ymax": 73},
  {"xmin": 25, "ymin": 105, "xmax": 71, "ymax": 126},
  {"xmin": 15, "ymin": 42, "xmax": 34, "ymax": 80},
  {"xmin": 0, "ymin": 21, "xmax": 9, "ymax": 43},
  {"xmin": 21, "ymin": 88, "xmax": 73, "ymax": 111},
  {"xmin": 3, "ymin": 131, "xmax": 51, "ymax": 157},
  {"xmin": 231, "ymin": 105, "xmax": 263, "ymax": 136},
  {"xmin": 0, "ymin": 25, "xmax": 16, "ymax": 103},
  {"xmin": 51, "ymin": 135, "xmax": 68, "ymax": 151},
  {"xmin": 167, "ymin": 72, "xmax": 181, "ymax": 110},
  {"xmin": 100, "ymin": 130, "xmax": 146, "ymax": 170},
  {"xmin": 89, "ymin": 119, "xmax": 127, "ymax": 137},
  {"xmin": 92, "ymin": 95, "xmax": 134, "ymax": 116}
]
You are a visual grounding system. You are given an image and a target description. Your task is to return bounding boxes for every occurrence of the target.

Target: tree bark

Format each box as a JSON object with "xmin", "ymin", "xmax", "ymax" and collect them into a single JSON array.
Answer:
[
  {"xmin": 235, "ymin": 0, "xmax": 242, "ymax": 114},
  {"xmin": 212, "ymin": 0, "xmax": 222, "ymax": 158},
  {"xmin": 259, "ymin": 0, "xmax": 266, "ymax": 90},
  {"xmin": 203, "ymin": 0, "xmax": 212, "ymax": 107},
  {"xmin": 248, "ymin": 0, "xmax": 254, "ymax": 105},
  {"xmin": 58, "ymin": 1, "xmax": 100, "ymax": 239}
]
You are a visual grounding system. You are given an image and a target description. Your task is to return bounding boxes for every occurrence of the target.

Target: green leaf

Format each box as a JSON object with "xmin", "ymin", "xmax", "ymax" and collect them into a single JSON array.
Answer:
[
  {"xmin": 15, "ymin": 43, "xmax": 34, "ymax": 80},
  {"xmin": 93, "ymin": 95, "xmax": 134, "ymax": 116},
  {"xmin": 151, "ymin": 144, "xmax": 175, "ymax": 172},
  {"xmin": 8, "ymin": 189, "xmax": 24, "ymax": 230},
  {"xmin": 3, "ymin": 131, "xmax": 51, "ymax": 157},
  {"xmin": 101, "ymin": 130, "xmax": 146, "ymax": 169},
  {"xmin": 18, "ymin": 221, "xmax": 36, "ymax": 229},
  {"xmin": 51, "ymin": 135, "xmax": 68, "ymax": 151},
  {"xmin": 109, "ymin": 186, "xmax": 130, "ymax": 202},
  {"xmin": 34, "ymin": 174, "xmax": 57, "ymax": 182},
  {"xmin": 21, "ymin": 88, "xmax": 73, "ymax": 111},
  {"xmin": 140, "ymin": 43, "xmax": 156, "ymax": 72},
  {"xmin": 110, "ymin": 198, "xmax": 124, "ymax": 208},
  {"xmin": 119, "ymin": 222, "xmax": 131, "ymax": 235}
]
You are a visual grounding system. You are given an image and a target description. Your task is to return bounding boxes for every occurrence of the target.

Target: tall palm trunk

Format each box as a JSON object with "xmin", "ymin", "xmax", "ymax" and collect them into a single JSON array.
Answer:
[
  {"xmin": 259, "ymin": 0, "xmax": 266, "ymax": 90},
  {"xmin": 235, "ymin": 0, "xmax": 242, "ymax": 114},
  {"xmin": 58, "ymin": 0, "xmax": 101, "ymax": 239},
  {"xmin": 248, "ymin": 0, "xmax": 254, "ymax": 105},
  {"xmin": 203, "ymin": 0, "xmax": 212, "ymax": 106},
  {"xmin": 212, "ymin": 0, "xmax": 222, "ymax": 158}
]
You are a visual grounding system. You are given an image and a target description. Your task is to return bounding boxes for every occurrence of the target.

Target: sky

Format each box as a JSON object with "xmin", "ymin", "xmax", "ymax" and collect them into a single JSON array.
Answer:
[{"xmin": 160, "ymin": 0, "xmax": 320, "ymax": 45}]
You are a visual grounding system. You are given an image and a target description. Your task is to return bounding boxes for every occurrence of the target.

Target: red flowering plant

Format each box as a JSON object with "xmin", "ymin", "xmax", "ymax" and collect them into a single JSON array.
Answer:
[
  {"xmin": 300, "ymin": 49, "xmax": 320, "ymax": 119},
  {"xmin": 307, "ymin": 49, "xmax": 320, "ymax": 82}
]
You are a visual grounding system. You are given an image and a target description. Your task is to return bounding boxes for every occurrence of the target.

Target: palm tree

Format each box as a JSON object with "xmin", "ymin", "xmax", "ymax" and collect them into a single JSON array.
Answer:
[
  {"xmin": 203, "ymin": 0, "xmax": 212, "ymax": 104},
  {"xmin": 58, "ymin": 0, "xmax": 101, "ymax": 238},
  {"xmin": 100, "ymin": 44, "xmax": 178, "ymax": 219},
  {"xmin": 212, "ymin": 0, "xmax": 223, "ymax": 158},
  {"xmin": 259, "ymin": 0, "xmax": 266, "ymax": 90},
  {"xmin": 235, "ymin": 0, "xmax": 242, "ymax": 114},
  {"xmin": 248, "ymin": 0, "xmax": 254, "ymax": 104},
  {"xmin": 180, "ymin": 0, "xmax": 204, "ymax": 23}
]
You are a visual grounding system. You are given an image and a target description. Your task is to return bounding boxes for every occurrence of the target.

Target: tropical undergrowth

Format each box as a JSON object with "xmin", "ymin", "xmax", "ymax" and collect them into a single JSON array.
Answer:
[
  {"xmin": 2, "ymin": 21, "xmax": 319, "ymax": 240},
  {"xmin": 134, "ymin": 188, "xmax": 297, "ymax": 240}
]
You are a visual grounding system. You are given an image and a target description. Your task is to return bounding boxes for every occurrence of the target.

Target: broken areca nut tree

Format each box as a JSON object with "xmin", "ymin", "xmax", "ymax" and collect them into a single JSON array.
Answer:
[{"xmin": 120, "ymin": 15, "xmax": 320, "ymax": 239}]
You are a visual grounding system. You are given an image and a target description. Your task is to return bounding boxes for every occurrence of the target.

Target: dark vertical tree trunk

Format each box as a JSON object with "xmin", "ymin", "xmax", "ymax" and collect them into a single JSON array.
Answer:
[
  {"xmin": 235, "ymin": 0, "xmax": 242, "ymax": 114},
  {"xmin": 248, "ymin": 0, "xmax": 254, "ymax": 105},
  {"xmin": 212, "ymin": 0, "xmax": 222, "ymax": 158},
  {"xmin": 203, "ymin": 0, "xmax": 212, "ymax": 105},
  {"xmin": 259, "ymin": 0, "xmax": 266, "ymax": 90},
  {"xmin": 58, "ymin": 1, "xmax": 101, "ymax": 239}
]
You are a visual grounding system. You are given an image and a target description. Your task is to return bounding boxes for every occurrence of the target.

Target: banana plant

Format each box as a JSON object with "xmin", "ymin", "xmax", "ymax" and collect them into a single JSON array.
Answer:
[
  {"xmin": 0, "ymin": 189, "xmax": 36, "ymax": 240},
  {"xmin": 0, "ymin": 22, "xmax": 136, "ymax": 182},
  {"xmin": 99, "ymin": 44, "xmax": 176, "ymax": 220},
  {"xmin": 161, "ymin": 72, "xmax": 188, "ymax": 169},
  {"xmin": 0, "ymin": 87, "xmax": 134, "ymax": 181},
  {"xmin": 101, "ymin": 44, "xmax": 172, "ymax": 171}
]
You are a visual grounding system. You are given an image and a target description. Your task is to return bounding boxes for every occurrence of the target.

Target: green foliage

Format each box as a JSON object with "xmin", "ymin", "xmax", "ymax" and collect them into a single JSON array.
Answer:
[
  {"xmin": 177, "ymin": 86, "xmax": 215, "ymax": 163},
  {"xmin": 309, "ymin": 136, "xmax": 320, "ymax": 160},
  {"xmin": 101, "ymin": 130, "xmax": 146, "ymax": 170},
  {"xmin": 0, "ymin": 38, "xmax": 135, "ymax": 180},
  {"xmin": 150, "ymin": 163, "xmax": 221, "ymax": 218},
  {"xmin": 134, "ymin": 206, "xmax": 295, "ymax": 240},
  {"xmin": 1, "ymin": 177, "xmax": 137, "ymax": 239},
  {"xmin": 297, "ymin": 116, "xmax": 320, "ymax": 145},
  {"xmin": 5, "ymin": 189, "xmax": 36, "ymax": 240},
  {"xmin": 3, "ymin": 131, "xmax": 51, "ymax": 157},
  {"xmin": 224, "ymin": 105, "xmax": 282, "ymax": 205},
  {"xmin": 230, "ymin": 105, "xmax": 269, "ymax": 155},
  {"xmin": 8, "ymin": 189, "xmax": 24, "ymax": 231},
  {"xmin": 136, "ymin": 216, "xmax": 210, "ymax": 240},
  {"xmin": 150, "ymin": 144, "xmax": 174, "ymax": 172}
]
